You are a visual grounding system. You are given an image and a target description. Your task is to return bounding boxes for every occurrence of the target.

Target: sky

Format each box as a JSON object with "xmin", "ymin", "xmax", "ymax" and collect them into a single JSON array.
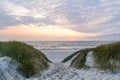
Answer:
[{"xmin": 0, "ymin": 0, "xmax": 120, "ymax": 41}]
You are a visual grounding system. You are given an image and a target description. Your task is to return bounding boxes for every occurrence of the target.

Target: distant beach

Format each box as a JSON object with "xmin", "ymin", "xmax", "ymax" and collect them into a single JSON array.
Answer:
[{"xmin": 26, "ymin": 41, "xmax": 114, "ymax": 62}]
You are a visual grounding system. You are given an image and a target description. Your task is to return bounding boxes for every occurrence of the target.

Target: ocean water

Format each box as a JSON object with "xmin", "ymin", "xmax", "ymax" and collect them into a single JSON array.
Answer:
[
  {"xmin": 25, "ymin": 41, "xmax": 114, "ymax": 62},
  {"xmin": 25, "ymin": 41, "xmax": 113, "ymax": 50}
]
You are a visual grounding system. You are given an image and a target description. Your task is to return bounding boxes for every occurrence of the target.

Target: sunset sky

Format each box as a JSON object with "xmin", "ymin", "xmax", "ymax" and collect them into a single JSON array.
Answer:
[{"xmin": 0, "ymin": 0, "xmax": 120, "ymax": 41}]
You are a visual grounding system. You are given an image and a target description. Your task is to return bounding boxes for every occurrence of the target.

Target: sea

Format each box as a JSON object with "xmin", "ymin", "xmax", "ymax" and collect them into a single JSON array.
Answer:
[
  {"xmin": 25, "ymin": 41, "xmax": 114, "ymax": 50},
  {"xmin": 25, "ymin": 41, "xmax": 114, "ymax": 62}
]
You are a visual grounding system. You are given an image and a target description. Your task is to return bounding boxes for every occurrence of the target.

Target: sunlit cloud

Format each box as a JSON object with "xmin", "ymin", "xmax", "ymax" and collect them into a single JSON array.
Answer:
[
  {"xmin": 0, "ymin": 24, "xmax": 97, "ymax": 41},
  {"xmin": 0, "ymin": 0, "xmax": 120, "ymax": 40}
]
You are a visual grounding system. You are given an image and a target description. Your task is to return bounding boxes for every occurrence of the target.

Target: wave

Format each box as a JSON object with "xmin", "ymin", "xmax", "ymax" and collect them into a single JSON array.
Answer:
[{"xmin": 25, "ymin": 41, "xmax": 113, "ymax": 50}]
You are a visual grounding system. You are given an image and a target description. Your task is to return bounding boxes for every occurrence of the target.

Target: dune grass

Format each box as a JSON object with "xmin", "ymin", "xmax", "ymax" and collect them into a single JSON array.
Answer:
[
  {"xmin": 0, "ymin": 41, "xmax": 51, "ymax": 77},
  {"xmin": 70, "ymin": 48, "xmax": 92, "ymax": 69},
  {"xmin": 0, "ymin": 42, "xmax": 1, "ymax": 52},
  {"xmin": 61, "ymin": 50, "xmax": 80, "ymax": 63},
  {"xmin": 62, "ymin": 42, "xmax": 120, "ymax": 71},
  {"xmin": 93, "ymin": 42, "xmax": 120, "ymax": 70}
]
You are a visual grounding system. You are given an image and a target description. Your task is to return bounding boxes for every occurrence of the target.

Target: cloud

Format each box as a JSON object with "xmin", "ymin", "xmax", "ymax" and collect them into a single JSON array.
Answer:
[
  {"xmin": 0, "ymin": 9, "xmax": 20, "ymax": 29},
  {"xmin": 0, "ymin": 8, "xmax": 55, "ymax": 28},
  {"xmin": 0, "ymin": 0, "xmax": 59, "ymax": 28},
  {"xmin": 55, "ymin": 0, "xmax": 120, "ymax": 34},
  {"xmin": 0, "ymin": 0, "xmax": 120, "ymax": 39},
  {"xmin": 86, "ymin": 33, "xmax": 120, "ymax": 41},
  {"xmin": 0, "ymin": 0, "xmax": 29, "ymax": 17}
]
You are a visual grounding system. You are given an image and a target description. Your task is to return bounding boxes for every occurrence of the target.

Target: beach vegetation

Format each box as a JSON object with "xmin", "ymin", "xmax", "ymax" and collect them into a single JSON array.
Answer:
[
  {"xmin": 62, "ymin": 42, "xmax": 120, "ymax": 70},
  {"xmin": 0, "ymin": 41, "xmax": 51, "ymax": 77},
  {"xmin": 70, "ymin": 48, "xmax": 92, "ymax": 69},
  {"xmin": 93, "ymin": 42, "xmax": 120, "ymax": 70},
  {"xmin": 61, "ymin": 50, "xmax": 80, "ymax": 63}
]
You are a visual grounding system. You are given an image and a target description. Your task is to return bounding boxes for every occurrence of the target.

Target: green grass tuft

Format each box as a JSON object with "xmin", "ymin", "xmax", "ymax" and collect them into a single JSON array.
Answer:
[
  {"xmin": 0, "ymin": 41, "xmax": 51, "ymax": 77},
  {"xmin": 0, "ymin": 42, "xmax": 1, "ymax": 52},
  {"xmin": 70, "ymin": 48, "xmax": 92, "ymax": 69},
  {"xmin": 61, "ymin": 50, "xmax": 80, "ymax": 63},
  {"xmin": 62, "ymin": 42, "xmax": 120, "ymax": 71},
  {"xmin": 93, "ymin": 42, "xmax": 120, "ymax": 70}
]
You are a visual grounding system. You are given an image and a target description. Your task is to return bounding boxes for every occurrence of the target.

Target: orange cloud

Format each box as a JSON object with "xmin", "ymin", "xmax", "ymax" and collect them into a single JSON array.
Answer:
[{"xmin": 0, "ymin": 24, "xmax": 97, "ymax": 41}]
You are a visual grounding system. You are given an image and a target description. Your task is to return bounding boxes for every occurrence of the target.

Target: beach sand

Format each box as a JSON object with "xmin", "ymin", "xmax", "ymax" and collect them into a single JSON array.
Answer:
[{"xmin": 41, "ymin": 50, "xmax": 77, "ymax": 62}]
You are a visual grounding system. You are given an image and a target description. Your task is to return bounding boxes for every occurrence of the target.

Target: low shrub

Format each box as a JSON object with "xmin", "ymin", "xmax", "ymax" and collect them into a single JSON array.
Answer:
[{"xmin": 0, "ymin": 41, "xmax": 50, "ymax": 77}]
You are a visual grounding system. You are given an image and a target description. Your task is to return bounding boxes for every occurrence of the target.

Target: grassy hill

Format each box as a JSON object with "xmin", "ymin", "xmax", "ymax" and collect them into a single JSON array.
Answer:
[
  {"xmin": 93, "ymin": 42, "xmax": 120, "ymax": 70},
  {"xmin": 62, "ymin": 42, "xmax": 120, "ymax": 71},
  {"xmin": 0, "ymin": 41, "xmax": 51, "ymax": 77}
]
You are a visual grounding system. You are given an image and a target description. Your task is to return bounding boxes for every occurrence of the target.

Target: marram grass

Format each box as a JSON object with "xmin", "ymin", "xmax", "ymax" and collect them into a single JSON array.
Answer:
[
  {"xmin": 70, "ymin": 48, "xmax": 92, "ymax": 69},
  {"xmin": 93, "ymin": 42, "xmax": 120, "ymax": 70},
  {"xmin": 62, "ymin": 42, "xmax": 120, "ymax": 71},
  {"xmin": 0, "ymin": 41, "xmax": 51, "ymax": 77},
  {"xmin": 0, "ymin": 42, "xmax": 1, "ymax": 52},
  {"xmin": 61, "ymin": 50, "xmax": 80, "ymax": 63},
  {"xmin": 61, "ymin": 48, "xmax": 93, "ymax": 69}
]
